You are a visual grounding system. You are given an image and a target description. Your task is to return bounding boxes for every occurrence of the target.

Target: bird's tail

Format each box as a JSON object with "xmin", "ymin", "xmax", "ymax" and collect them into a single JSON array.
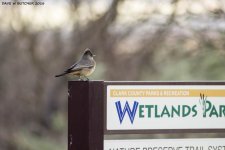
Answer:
[{"xmin": 55, "ymin": 72, "xmax": 67, "ymax": 77}]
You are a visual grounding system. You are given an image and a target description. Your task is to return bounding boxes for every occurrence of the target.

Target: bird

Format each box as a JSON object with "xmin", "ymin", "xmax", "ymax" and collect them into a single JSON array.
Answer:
[{"xmin": 55, "ymin": 48, "xmax": 96, "ymax": 81}]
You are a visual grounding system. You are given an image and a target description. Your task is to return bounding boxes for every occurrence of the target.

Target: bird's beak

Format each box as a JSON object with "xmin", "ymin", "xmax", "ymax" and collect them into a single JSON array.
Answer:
[{"xmin": 93, "ymin": 54, "xmax": 96, "ymax": 57}]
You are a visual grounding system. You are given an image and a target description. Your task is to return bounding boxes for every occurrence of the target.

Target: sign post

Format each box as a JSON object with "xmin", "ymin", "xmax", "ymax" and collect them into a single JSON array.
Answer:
[
  {"xmin": 68, "ymin": 81, "xmax": 104, "ymax": 150},
  {"xmin": 68, "ymin": 81, "xmax": 225, "ymax": 150}
]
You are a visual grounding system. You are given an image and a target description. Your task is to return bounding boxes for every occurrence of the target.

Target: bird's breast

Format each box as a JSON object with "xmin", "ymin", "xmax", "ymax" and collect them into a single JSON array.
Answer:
[{"xmin": 81, "ymin": 66, "xmax": 95, "ymax": 76}]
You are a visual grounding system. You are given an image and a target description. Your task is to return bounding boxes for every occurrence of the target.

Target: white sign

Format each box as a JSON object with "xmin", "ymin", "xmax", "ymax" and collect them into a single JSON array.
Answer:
[
  {"xmin": 104, "ymin": 138, "xmax": 225, "ymax": 150},
  {"xmin": 107, "ymin": 85, "xmax": 225, "ymax": 130}
]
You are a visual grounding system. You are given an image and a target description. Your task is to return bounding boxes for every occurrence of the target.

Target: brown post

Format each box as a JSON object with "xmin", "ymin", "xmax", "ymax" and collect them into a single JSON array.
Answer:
[{"xmin": 68, "ymin": 81, "xmax": 104, "ymax": 150}]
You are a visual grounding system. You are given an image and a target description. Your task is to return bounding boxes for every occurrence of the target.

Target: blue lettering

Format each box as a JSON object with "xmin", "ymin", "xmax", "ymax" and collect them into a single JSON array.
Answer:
[{"xmin": 115, "ymin": 101, "xmax": 139, "ymax": 124}]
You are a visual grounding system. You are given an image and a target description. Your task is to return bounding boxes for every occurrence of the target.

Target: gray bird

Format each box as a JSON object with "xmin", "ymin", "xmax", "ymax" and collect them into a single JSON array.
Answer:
[{"xmin": 55, "ymin": 48, "xmax": 96, "ymax": 81}]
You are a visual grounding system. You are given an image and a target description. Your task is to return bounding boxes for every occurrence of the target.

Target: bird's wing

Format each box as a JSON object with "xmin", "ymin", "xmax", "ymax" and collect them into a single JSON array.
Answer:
[
  {"xmin": 65, "ymin": 59, "xmax": 94, "ymax": 73},
  {"xmin": 67, "ymin": 63, "xmax": 77, "ymax": 71},
  {"xmin": 71, "ymin": 64, "xmax": 94, "ymax": 72}
]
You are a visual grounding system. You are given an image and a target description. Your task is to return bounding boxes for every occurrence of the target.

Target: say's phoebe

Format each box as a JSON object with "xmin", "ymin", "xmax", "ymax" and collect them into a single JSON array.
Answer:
[{"xmin": 55, "ymin": 48, "xmax": 96, "ymax": 80}]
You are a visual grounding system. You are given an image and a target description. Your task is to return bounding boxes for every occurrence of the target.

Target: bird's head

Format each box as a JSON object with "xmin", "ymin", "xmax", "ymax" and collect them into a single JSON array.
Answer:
[{"xmin": 83, "ymin": 48, "xmax": 96, "ymax": 58}]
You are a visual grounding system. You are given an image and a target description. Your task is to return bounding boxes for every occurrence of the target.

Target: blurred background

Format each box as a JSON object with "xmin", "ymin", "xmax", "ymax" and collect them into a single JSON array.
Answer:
[{"xmin": 0, "ymin": 0, "xmax": 225, "ymax": 149}]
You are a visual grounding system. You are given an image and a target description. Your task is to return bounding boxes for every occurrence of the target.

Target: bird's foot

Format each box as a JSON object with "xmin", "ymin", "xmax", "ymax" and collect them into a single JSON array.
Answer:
[
  {"xmin": 78, "ymin": 76, "xmax": 89, "ymax": 81},
  {"xmin": 78, "ymin": 77, "xmax": 84, "ymax": 81},
  {"xmin": 84, "ymin": 76, "xmax": 89, "ymax": 81}
]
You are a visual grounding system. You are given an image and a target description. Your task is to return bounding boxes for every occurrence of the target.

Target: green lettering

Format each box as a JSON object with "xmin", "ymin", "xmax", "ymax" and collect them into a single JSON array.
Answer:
[
  {"xmin": 171, "ymin": 105, "xmax": 180, "ymax": 117},
  {"xmin": 204, "ymin": 100, "xmax": 212, "ymax": 117},
  {"xmin": 161, "ymin": 105, "xmax": 170, "ymax": 117},
  {"xmin": 219, "ymin": 105, "xmax": 225, "ymax": 117},
  {"xmin": 209, "ymin": 105, "xmax": 219, "ymax": 117},
  {"xmin": 139, "ymin": 105, "xmax": 145, "ymax": 118},
  {"xmin": 145, "ymin": 105, "xmax": 154, "ymax": 118},
  {"xmin": 155, "ymin": 105, "xmax": 160, "ymax": 118},
  {"xmin": 192, "ymin": 105, "xmax": 197, "ymax": 117},
  {"xmin": 182, "ymin": 105, "xmax": 191, "ymax": 117}
]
